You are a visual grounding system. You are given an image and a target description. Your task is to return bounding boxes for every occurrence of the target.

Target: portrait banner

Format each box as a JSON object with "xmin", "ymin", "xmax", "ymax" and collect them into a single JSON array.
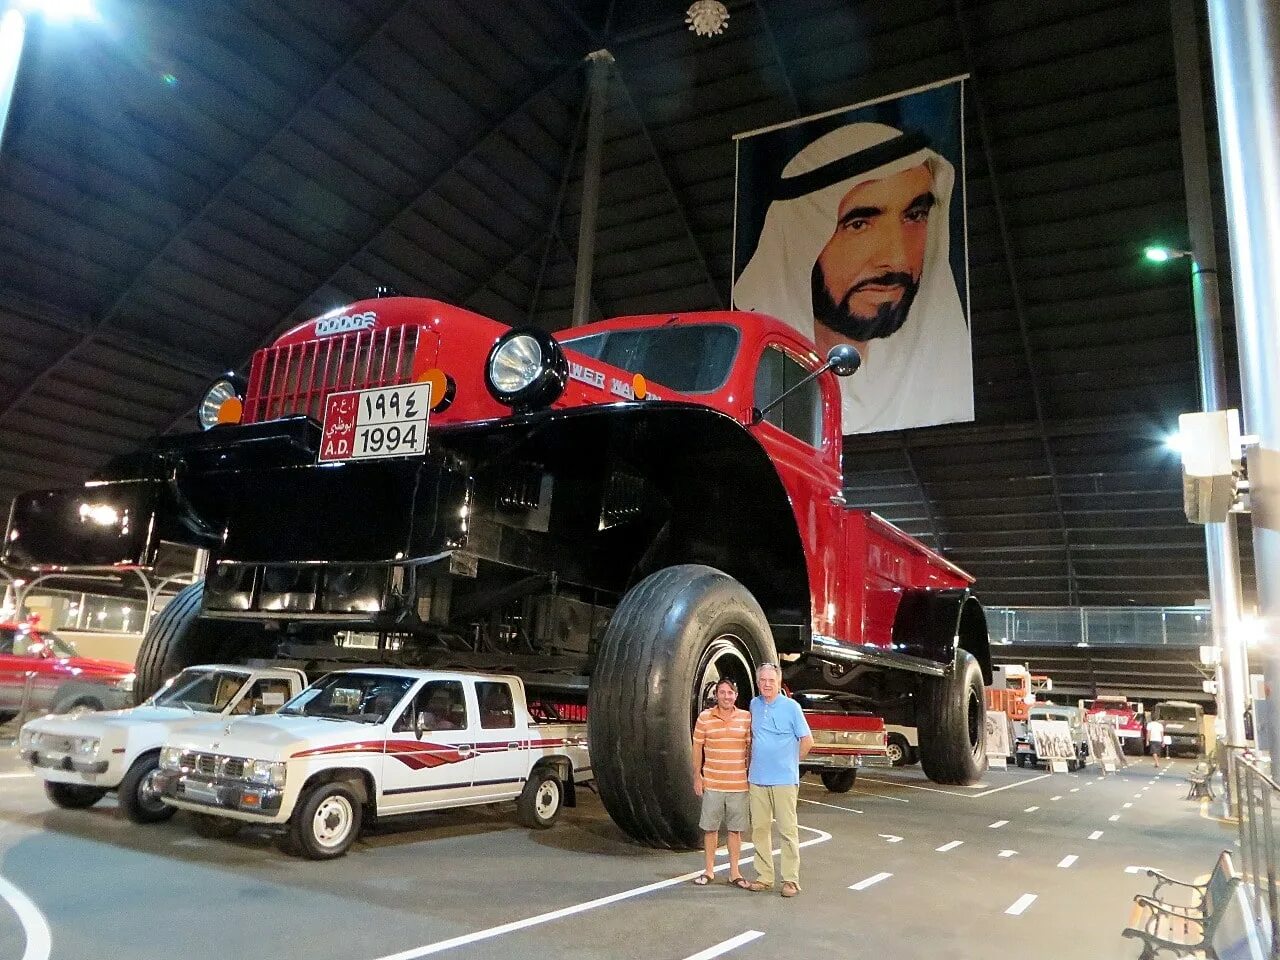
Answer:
[
  {"xmin": 733, "ymin": 76, "xmax": 972, "ymax": 435},
  {"xmin": 1029, "ymin": 719, "xmax": 1075, "ymax": 762},
  {"xmin": 985, "ymin": 710, "xmax": 1011, "ymax": 759}
]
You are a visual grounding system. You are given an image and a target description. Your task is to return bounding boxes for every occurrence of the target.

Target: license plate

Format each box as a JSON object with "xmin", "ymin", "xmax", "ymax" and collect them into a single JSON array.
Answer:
[
  {"xmin": 181, "ymin": 780, "xmax": 219, "ymax": 802},
  {"xmin": 319, "ymin": 383, "xmax": 432, "ymax": 462}
]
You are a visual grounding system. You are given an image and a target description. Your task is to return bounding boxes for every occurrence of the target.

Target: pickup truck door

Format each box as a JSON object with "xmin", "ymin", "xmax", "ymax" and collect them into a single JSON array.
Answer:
[
  {"xmin": 379, "ymin": 679, "xmax": 477, "ymax": 813},
  {"xmin": 469, "ymin": 679, "xmax": 528, "ymax": 802}
]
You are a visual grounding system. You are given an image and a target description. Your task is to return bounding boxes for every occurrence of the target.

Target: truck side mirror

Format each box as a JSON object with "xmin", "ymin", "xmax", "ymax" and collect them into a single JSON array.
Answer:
[
  {"xmin": 415, "ymin": 712, "xmax": 428, "ymax": 740},
  {"xmin": 751, "ymin": 344, "xmax": 862, "ymax": 425}
]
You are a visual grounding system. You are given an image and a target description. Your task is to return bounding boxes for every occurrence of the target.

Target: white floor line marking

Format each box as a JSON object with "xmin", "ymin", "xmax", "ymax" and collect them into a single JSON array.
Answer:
[
  {"xmin": 999, "ymin": 850, "xmax": 1018, "ymax": 858},
  {"xmin": 0, "ymin": 875, "xmax": 51, "ymax": 960},
  {"xmin": 1024, "ymin": 806, "xmax": 1039, "ymax": 813},
  {"xmin": 877, "ymin": 834, "xmax": 903, "ymax": 843},
  {"xmin": 858, "ymin": 774, "xmax": 1050, "ymax": 799},
  {"xmin": 849, "ymin": 872, "xmax": 893, "ymax": 891},
  {"xmin": 1084, "ymin": 782, "xmax": 1094, "ymax": 787},
  {"xmin": 1057, "ymin": 855, "xmax": 1078, "ymax": 869},
  {"xmin": 1125, "ymin": 865, "xmax": 1159, "ymax": 874},
  {"xmin": 935, "ymin": 840, "xmax": 963, "ymax": 852},
  {"xmin": 369, "ymin": 828, "xmax": 833, "ymax": 960},
  {"xmin": 1134, "ymin": 793, "xmax": 1143, "ymax": 798},
  {"xmin": 989, "ymin": 820, "xmax": 1009, "ymax": 829},
  {"xmin": 1005, "ymin": 894, "xmax": 1037, "ymax": 916},
  {"xmin": 1050, "ymin": 795, "xmax": 1062, "ymax": 801},
  {"xmin": 799, "ymin": 798, "xmax": 863, "ymax": 814},
  {"xmin": 1109, "ymin": 815, "xmax": 1120, "ymax": 822},
  {"xmin": 1089, "ymin": 830, "xmax": 1104, "ymax": 840},
  {"xmin": 0, "ymin": 772, "xmax": 34, "ymax": 779},
  {"xmin": 1070, "ymin": 788, "xmax": 1080, "ymax": 793},
  {"xmin": 681, "ymin": 931, "xmax": 765, "ymax": 960},
  {"xmin": 1123, "ymin": 803, "xmax": 1132, "ymax": 809}
]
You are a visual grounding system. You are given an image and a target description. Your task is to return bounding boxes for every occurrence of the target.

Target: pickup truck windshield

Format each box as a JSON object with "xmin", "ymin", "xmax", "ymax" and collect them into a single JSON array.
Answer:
[
  {"xmin": 1, "ymin": 627, "xmax": 77, "ymax": 658},
  {"xmin": 560, "ymin": 323, "xmax": 739, "ymax": 394},
  {"xmin": 152, "ymin": 668, "xmax": 250, "ymax": 711},
  {"xmin": 1155, "ymin": 705, "xmax": 1200, "ymax": 722},
  {"xmin": 279, "ymin": 673, "xmax": 414, "ymax": 724}
]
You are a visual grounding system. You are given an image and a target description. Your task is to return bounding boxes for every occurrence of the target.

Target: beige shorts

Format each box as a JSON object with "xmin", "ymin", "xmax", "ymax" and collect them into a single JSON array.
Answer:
[{"xmin": 699, "ymin": 789, "xmax": 749, "ymax": 833}]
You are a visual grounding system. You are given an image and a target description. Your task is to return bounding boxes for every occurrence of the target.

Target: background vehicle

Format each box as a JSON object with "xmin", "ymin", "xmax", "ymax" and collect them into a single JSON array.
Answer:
[
  {"xmin": 19, "ymin": 664, "xmax": 306, "ymax": 821},
  {"xmin": 1081, "ymin": 695, "xmax": 1147, "ymax": 755},
  {"xmin": 884, "ymin": 724, "xmax": 919, "ymax": 767},
  {"xmin": 793, "ymin": 691, "xmax": 889, "ymax": 791},
  {"xmin": 1151, "ymin": 700, "xmax": 1206, "ymax": 756},
  {"xmin": 0, "ymin": 619, "xmax": 134, "ymax": 723},
  {"xmin": 154, "ymin": 669, "xmax": 590, "ymax": 859},
  {"xmin": 4, "ymin": 297, "xmax": 992, "ymax": 849},
  {"xmin": 1014, "ymin": 704, "xmax": 1089, "ymax": 771}
]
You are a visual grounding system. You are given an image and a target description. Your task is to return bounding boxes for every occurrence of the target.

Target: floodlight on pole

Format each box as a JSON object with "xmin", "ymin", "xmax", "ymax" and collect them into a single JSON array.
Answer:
[{"xmin": 1144, "ymin": 244, "xmax": 1192, "ymax": 264}]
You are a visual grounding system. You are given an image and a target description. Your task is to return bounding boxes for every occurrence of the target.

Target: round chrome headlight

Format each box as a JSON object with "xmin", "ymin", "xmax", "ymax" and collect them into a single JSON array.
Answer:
[
  {"xmin": 197, "ymin": 373, "xmax": 246, "ymax": 431},
  {"xmin": 484, "ymin": 328, "xmax": 568, "ymax": 410}
]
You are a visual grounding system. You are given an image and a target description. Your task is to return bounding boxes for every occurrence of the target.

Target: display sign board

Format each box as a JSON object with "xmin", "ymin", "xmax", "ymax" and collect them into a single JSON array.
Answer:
[
  {"xmin": 1029, "ymin": 719, "xmax": 1075, "ymax": 761},
  {"xmin": 1085, "ymin": 717, "xmax": 1126, "ymax": 770},
  {"xmin": 319, "ymin": 382, "xmax": 431, "ymax": 462},
  {"xmin": 985, "ymin": 710, "xmax": 1011, "ymax": 759}
]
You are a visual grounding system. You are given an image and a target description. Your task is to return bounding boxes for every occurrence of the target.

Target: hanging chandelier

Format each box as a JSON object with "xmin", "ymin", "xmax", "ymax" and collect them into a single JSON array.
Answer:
[{"xmin": 685, "ymin": 1, "xmax": 730, "ymax": 37}]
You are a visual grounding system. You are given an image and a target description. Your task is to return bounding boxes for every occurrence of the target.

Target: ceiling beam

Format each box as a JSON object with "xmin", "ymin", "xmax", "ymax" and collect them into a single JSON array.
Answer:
[{"xmin": 752, "ymin": 0, "xmax": 803, "ymax": 115}]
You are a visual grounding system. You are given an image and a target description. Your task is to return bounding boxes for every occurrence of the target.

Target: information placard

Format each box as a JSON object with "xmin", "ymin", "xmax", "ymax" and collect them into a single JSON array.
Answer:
[{"xmin": 319, "ymin": 383, "xmax": 432, "ymax": 462}]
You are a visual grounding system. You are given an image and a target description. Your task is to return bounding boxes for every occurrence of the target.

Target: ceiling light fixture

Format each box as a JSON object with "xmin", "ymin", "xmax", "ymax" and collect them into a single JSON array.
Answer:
[{"xmin": 685, "ymin": 1, "xmax": 729, "ymax": 37}]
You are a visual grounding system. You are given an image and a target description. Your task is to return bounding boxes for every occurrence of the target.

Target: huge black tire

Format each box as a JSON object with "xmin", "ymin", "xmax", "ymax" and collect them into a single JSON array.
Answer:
[
  {"xmin": 134, "ymin": 581, "xmax": 272, "ymax": 703},
  {"xmin": 515, "ymin": 767, "xmax": 564, "ymax": 829},
  {"xmin": 118, "ymin": 753, "xmax": 175, "ymax": 824},
  {"xmin": 916, "ymin": 649, "xmax": 987, "ymax": 785},
  {"xmin": 820, "ymin": 769, "xmax": 857, "ymax": 793},
  {"xmin": 49, "ymin": 688, "xmax": 106, "ymax": 715},
  {"xmin": 588, "ymin": 565, "xmax": 777, "ymax": 849},
  {"xmin": 886, "ymin": 733, "xmax": 911, "ymax": 768},
  {"xmin": 44, "ymin": 781, "xmax": 107, "ymax": 809}
]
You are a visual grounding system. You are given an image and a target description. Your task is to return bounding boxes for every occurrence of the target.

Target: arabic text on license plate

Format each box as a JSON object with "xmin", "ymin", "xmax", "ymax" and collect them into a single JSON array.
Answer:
[{"xmin": 319, "ymin": 383, "xmax": 432, "ymax": 462}]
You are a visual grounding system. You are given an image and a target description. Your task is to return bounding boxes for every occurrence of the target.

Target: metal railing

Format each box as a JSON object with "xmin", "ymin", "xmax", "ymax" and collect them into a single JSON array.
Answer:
[
  {"xmin": 986, "ymin": 605, "xmax": 1214, "ymax": 646},
  {"xmin": 1223, "ymin": 742, "xmax": 1280, "ymax": 955}
]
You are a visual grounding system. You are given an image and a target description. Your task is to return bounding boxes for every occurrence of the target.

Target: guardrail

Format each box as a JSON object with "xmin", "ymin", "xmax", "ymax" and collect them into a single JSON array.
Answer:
[{"xmin": 1223, "ymin": 742, "xmax": 1280, "ymax": 955}]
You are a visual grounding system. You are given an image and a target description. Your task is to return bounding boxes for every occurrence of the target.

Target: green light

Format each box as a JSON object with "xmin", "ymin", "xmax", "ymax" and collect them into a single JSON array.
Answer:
[
  {"xmin": 161, "ymin": 73, "xmax": 177, "ymax": 87},
  {"xmin": 1145, "ymin": 246, "xmax": 1173, "ymax": 263}
]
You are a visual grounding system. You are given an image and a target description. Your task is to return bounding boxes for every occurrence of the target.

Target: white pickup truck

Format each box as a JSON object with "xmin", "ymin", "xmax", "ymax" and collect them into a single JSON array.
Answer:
[
  {"xmin": 18, "ymin": 664, "xmax": 307, "ymax": 822},
  {"xmin": 153, "ymin": 668, "xmax": 591, "ymax": 859}
]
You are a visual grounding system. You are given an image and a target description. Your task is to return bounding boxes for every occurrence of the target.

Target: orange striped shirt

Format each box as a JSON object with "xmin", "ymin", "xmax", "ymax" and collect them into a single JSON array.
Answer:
[{"xmin": 693, "ymin": 707, "xmax": 751, "ymax": 792}]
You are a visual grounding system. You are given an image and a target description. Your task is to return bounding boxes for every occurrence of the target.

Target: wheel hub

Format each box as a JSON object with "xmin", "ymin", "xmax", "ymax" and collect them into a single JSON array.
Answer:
[
  {"xmin": 313, "ymin": 795, "xmax": 353, "ymax": 847},
  {"xmin": 693, "ymin": 633, "xmax": 754, "ymax": 719},
  {"xmin": 535, "ymin": 781, "xmax": 559, "ymax": 818}
]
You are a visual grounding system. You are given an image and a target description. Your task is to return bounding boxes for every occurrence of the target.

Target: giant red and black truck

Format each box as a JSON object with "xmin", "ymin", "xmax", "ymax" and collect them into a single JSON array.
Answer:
[{"xmin": 3, "ymin": 296, "xmax": 991, "ymax": 848}]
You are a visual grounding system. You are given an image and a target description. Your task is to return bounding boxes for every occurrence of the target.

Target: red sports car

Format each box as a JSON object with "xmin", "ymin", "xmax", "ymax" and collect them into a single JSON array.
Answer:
[{"xmin": 0, "ymin": 620, "xmax": 134, "ymax": 722}]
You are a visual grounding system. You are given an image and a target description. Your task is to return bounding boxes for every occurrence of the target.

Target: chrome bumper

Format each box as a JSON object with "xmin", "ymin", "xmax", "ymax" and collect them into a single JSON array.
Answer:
[
  {"xmin": 154, "ymin": 771, "xmax": 283, "ymax": 816},
  {"xmin": 21, "ymin": 750, "xmax": 108, "ymax": 775}
]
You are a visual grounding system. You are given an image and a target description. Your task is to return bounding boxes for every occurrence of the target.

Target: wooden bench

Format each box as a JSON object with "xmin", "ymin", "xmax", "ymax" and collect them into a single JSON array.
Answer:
[
  {"xmin": 1123, "ymin": 851, "xmax": 1239, "ymax": 958},
  {"xmin": 1186, "ymin": 761, "xmax": 1215, "ymax": 800}
]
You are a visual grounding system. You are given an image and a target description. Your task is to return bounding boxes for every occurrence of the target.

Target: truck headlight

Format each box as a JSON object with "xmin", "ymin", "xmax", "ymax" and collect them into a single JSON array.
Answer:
[
  {"xmin": 197, "ymin": 372, "xmax": 246, "ymax": 430},
  {"xmin": 75, "ymin": 737, "xmax": 100, "ymax": 757},
  {"xmin": 250, "ymin": 760, "xmax": 286, "ymax": 788},
  {"xmin": 18, "ymin": 728, "xmax": 36, "ymax": 749},
  {"xmin": 484, "ymin": 328, "xmax": 568, "ymax": 411},
  {"xmin": 160, "ymin": 746, "xmax": 182, "ymax": 771}
]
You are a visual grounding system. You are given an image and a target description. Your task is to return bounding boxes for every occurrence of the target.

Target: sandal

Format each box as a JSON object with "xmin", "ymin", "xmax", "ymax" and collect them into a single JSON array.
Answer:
[
  {"xmin": 691, "ymin": 873, "xmax": 714, "ymax": 886},
  {"xmin": 746, "ymin": 880, "xmax": 772, "ymax": 892},
  {"xmin": 730, "ymin": 876, "xmax": 752, "ymax": 890}
]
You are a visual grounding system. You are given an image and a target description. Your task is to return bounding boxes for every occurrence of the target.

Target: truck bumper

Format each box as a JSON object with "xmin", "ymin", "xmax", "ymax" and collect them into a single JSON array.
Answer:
[
  {"xmin": 803, "ymin": 751, "xmax": 892, "ymax": 770},
  {"xmin": 21, "ymin": 750, "xmax": 109, "ymax": 776},
  {"xmin": 154, "ymin": 771, "xmax": 285, "ymax": 821}
]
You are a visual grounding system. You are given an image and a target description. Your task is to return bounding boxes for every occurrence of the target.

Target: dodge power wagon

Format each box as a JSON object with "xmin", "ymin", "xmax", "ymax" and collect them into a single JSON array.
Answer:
[
  {"xmin": 153, "ymin": 668, "xmax": 590, "ymax": 858},
  {"xmin": 4, "ymin": 294, "xmax": 992, "ymax": 849},
  {"xmin": 19, "ymin": 663, "xmax": 306, "ymax": 821}
]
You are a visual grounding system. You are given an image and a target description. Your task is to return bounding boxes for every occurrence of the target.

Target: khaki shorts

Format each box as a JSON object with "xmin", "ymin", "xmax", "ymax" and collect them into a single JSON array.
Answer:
[{"xmin": 699, "ymin": 789, "xmax": 749, "ymax": 833}]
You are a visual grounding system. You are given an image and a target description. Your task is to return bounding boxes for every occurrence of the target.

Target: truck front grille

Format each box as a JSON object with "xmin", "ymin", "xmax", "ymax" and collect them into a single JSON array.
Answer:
[
  {"xmin": 187, "ymin": 752, "xmax": 249, "ymax": 781},
  {"xmin": 244, "ymin": 325, "xmax": 422, "ymax": 423}
]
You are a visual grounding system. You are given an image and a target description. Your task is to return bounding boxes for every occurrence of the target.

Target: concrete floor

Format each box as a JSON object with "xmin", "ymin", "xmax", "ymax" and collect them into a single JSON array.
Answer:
[{"xmin": 0, "ymin": 751, "xmax": 1231, "ymax": 960}]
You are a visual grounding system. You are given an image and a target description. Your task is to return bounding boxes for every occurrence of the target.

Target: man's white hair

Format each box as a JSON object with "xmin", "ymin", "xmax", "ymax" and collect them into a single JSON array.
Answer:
[{"xmin": 756, "ymin": 662, "xmax": 781, "ymax": 678}]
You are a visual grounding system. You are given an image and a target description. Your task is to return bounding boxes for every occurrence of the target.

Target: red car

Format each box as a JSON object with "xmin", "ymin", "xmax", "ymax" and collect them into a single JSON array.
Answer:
[{"xmin": 0, "ymin": 620, "xmax": 134, "ymax": 722}]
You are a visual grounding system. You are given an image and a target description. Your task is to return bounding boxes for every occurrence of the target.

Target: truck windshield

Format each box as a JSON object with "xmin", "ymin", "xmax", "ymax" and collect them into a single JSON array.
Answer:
[
  {"xmin": 279, "ymin": 673, "xmax": 414, "ymax": 724},
  {"xmin": 1155, "ymin": 705, "xmax": 1200, "ymax": 722},
  {"xmin": 560, "ymin": 323, "xmax": 740, "ymax": 394},
  {"xmin": 151, "ymin": 668, "xmax": 250, "ymax": 712}
]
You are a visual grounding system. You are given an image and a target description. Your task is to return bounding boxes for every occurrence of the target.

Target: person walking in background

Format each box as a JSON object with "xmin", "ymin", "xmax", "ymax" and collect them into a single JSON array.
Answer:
[
  {"xmin": 1147, "ymin": 716, "xmax": 1165, "ymax": 769},
  {"xmin": 746, "ymin": 663, "xmax": 813, "ymax": 898},
  {"xmin": 691, "ymin": 678, "xmax": 752, "ymax": 889}
]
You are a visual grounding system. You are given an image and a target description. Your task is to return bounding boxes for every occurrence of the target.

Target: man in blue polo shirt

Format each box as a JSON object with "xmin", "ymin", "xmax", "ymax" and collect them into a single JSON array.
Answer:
[{"xmin": 746, "ymin": 662, "xmax": 813, "ymax": 897}]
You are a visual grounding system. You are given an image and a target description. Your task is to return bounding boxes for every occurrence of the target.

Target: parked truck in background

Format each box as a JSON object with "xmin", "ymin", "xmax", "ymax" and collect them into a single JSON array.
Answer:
[
  {"xmin": 4, "ymin": 296, "xmax": 992, "ymax": 848},
  {"xmin": 1151, "ymin": 700, "xmax": 1206, "ymax": 756},
  {"xmin": 1081, "ymin": 696, "xmax": 1147, "ymax": 755}
]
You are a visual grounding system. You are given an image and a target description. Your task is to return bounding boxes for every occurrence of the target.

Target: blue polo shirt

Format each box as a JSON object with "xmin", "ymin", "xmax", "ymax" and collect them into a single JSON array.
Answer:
[{"xmin": 749, "ymin": 694, "xmax": 811, "ymax": 786}]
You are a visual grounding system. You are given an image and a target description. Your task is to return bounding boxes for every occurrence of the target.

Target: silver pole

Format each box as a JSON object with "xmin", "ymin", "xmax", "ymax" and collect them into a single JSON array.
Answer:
[
  {"xmin": 571, "ymin": 50, "xmax": 613, "ymax": 328},
  {"xmin": 1172, "ymin": 0, "xmax": 1248, "ymax": 752},
  {"xmin": 1206, "ymin": 0, "xmax": 1280, "ymax": 761},
  {"xmin": 0, "ymin": 8, "xmax": 26, "ymax": 154}
]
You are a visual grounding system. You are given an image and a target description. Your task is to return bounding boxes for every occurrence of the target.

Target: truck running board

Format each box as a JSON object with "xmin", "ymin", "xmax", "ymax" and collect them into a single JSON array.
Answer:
[{"xmin": 809, "ymin": 637, "xmax": 947, "ymax": 677}]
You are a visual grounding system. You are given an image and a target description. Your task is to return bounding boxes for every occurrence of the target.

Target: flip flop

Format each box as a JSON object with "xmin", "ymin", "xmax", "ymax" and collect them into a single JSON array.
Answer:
[
  {"xmin": 746, "ymin": 880, "xmax": 772, "ymax": 892},
  {"xmin": 730, "ymin": 876, "xmax": 752, "ymax": 890},
  {"xmin": 691, "ymin": 873, "xmax": 714, "ymax": 886}
]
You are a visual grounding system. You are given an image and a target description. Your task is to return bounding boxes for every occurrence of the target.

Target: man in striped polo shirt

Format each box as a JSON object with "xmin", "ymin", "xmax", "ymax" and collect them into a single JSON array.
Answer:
[{"xmin": 691, "ymin": 677, "xmax": 752, "ymax": 888}]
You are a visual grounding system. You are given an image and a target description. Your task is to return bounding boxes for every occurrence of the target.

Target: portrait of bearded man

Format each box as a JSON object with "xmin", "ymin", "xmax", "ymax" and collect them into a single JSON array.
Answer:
[{"xmin": 734, "ymin": 121, "xmax": 973, "ymax": 434}]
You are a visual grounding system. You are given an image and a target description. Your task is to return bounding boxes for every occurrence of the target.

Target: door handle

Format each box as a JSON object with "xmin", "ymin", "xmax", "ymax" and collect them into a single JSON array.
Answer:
[
  {"xmin": 456, "ymin": 744, "xmax": 473, "ymax": 756},
  {"xmin": 507, "ymin": 742, "xmax": 521, "ymax": 750}
]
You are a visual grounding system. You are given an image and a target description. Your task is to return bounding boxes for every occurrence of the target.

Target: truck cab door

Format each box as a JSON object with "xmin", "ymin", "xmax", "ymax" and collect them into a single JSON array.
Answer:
[
  {"xmin": 469, "ymin": 679, "xmax": 526, "ymax": 802},
  {"xmin": 379, "ymin": 679, "xmax": 476, "ymax": 813}
]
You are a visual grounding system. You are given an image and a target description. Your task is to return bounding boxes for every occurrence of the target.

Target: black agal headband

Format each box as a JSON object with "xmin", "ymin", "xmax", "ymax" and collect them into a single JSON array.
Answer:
[{"xmin": 771, "ymin": 131, "xmax": 930, "ymax": 202}]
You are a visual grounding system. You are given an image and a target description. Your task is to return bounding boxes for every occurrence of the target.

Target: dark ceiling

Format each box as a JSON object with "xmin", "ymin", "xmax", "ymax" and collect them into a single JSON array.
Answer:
[{"xmin": 0, "ymin": 0, "xmax": 1253, "ymax": 608}]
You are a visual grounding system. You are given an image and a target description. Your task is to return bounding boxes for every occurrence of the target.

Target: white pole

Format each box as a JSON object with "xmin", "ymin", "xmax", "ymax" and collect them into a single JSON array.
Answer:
[{"xmin": 0, "ymin": 8, "xmax": 26, "ymax": 153}]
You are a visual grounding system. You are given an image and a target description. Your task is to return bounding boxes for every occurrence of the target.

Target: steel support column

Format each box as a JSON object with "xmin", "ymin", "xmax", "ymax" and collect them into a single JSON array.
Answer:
[
  {"xmin": 1172, "ymin": 0, "xmax": 1248, "ymax": 752},
  {"xmin": 571, "ymin": 50, "xmax": 613, "ymax": 328},
  {"xmin": 1206, "ymin": 0, "xmax": 1280, "ymax": 760}
]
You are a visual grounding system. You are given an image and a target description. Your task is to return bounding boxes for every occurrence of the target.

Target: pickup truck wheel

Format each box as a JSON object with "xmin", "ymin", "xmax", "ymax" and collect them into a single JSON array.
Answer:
[
  {"xmin": 588, "ymin": 565, "xmax": 777, "ymax": 850},
  {"xmin": 118, "ymin": 754, "xmax": 174, "ymax": 824},
  {"xmin": 820, "ymin": 770, "xmax": 857, "ymax": 793},
  {"xmin": 916, "ymin": 649, "xmax": 987, "ymax": 786},
  {"xmin": 192, "ymin": 814, "xmax": 241, "ymax": 840},
  {"xmin": 44, "ymin": 781, "xmax": 107, "ymax": 809},
  {"xmin": 886, "ymin": 734, "xmax": 910, "ymax": 767},
  {"xmin": 291, "ymin": 783, "xmax": 361, "ymax": 859},
  {"xmin": 516, "ymin": 769, "xmax": 563, "ymax": 829}
]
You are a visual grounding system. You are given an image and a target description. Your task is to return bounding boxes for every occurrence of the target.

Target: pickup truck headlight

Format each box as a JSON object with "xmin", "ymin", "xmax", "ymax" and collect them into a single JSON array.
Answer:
[
  {"xmin": 198, "ymin": 373, "xmax": 246, "ymax": 430},
  {"xmin": 250, "ymin": 760, "xmax": 286, "ymax": 788},
  {"xmin": 75, "ymin": 737, "xmax": 100, "ymax": 757},
  {"xmin": 18, "ymin": 729, "xmax": 36, "ymax": 749},
  {"xmin": 485, "ymin": 328, "xmax": 568, "ymax": 410},
  {"xmin": 160, "ymin": 746, "xmax": 182, "ymax": 771}
]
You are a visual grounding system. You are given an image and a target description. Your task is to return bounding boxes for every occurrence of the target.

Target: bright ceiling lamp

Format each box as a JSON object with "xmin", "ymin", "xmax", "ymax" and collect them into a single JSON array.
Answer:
[
  {"xmin": 685, "ymin": 1, "xmax": 729, "ymax": 37},
  {"xmin": 17, "ymin": 0, "xmax": 99, "ymax": 22},
  {"xmin": 1144, "ymin": 244, "xmax": 1190, "ymax": 264}
]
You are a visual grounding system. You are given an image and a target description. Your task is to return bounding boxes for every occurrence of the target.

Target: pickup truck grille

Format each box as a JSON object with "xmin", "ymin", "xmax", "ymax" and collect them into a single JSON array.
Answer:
[
  {"xmin": 244, "ymin": 325, "xmax": 422, "ymax": 424},
  {"xmin": 185, "ymin": 752, "xmax": 249, "ymax": 781}
]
